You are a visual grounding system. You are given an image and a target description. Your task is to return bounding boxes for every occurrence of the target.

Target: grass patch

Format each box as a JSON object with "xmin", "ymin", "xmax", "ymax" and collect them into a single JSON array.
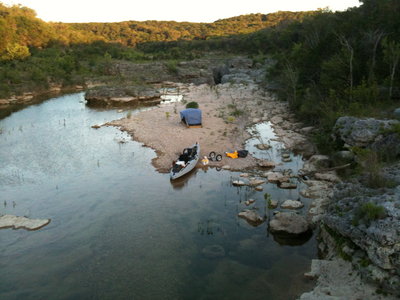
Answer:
[
  {"xmin": 186, "ymin": 101, "xmax": 199, "ymax": 109},
  {"xmin": 352, "ymin": 202, "xmax": 386, "ymax": 226}
]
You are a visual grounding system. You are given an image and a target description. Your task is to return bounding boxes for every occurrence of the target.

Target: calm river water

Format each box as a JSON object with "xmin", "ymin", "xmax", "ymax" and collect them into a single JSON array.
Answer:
[{"xmin": 0, "ymin": 93, "xmax": 316, "ymax": 299}]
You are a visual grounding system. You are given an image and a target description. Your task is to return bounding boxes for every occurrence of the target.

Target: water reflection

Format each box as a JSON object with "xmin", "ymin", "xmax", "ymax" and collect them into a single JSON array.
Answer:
[
  {"xmin": 0, "ymin": 93, "xmax": 317, "ymax": 300},
  {"xmin": 170, "ymin": 168, "xmax": 199, "ymax": 190}
]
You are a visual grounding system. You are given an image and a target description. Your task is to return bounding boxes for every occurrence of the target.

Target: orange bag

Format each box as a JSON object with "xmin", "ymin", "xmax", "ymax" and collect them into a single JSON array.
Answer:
[{"xmin": 225, "ymin": 151, "xmax": 238, "ymax": 159}]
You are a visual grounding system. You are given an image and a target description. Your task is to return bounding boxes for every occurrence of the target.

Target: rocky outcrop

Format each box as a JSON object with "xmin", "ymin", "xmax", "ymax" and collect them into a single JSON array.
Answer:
[
  {"xmin": 370, "ymin": 133, "xmax": 400, "ymax": 160},
  {"xmin": 333, "ymin": 116, "xmax": 399, "ymax": 148},
  {"xmin": 85, "ymin": 85, "xmax": 161, "ymax": 107},
  {"xmin": 320, "ymin": 163, "xmax": 400, "ymax": 296},
  {"xmin": 300, "ymin": 258, "xmax": 395, "ymax": 300}
]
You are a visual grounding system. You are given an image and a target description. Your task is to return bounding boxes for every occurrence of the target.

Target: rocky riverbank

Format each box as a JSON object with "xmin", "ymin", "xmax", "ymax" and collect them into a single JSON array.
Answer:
[{"xmin": 300, "ymin": 115, "xmax": 400, "ymax": 299}]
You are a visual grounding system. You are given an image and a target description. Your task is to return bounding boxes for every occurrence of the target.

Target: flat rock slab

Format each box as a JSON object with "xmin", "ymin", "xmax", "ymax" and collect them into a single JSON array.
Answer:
[
  {"xmin": 0, "ymin": 215, "xmax": 51, "ymax": 231},
  {"xmin": 278, "ymin": 182, "xmax": 297, "ymax": 189},
  {"xmin": 232, "ymin": 180, "xmax": 246, "ymax": 186},
  {"xmin": 266, "ymin": 172, "xmax": 290, "ymax": 183},
  {"xmin": 248, "ymin": 179, "xmax": 266, "ymax": 186}
]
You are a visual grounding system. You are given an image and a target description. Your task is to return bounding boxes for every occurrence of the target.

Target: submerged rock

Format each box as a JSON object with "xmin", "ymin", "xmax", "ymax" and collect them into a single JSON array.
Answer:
[
  {"xmin": 238, "ymin": 209, "xmax": 264, "ymax": 226},
  {"xmin": 0, "ymin": 215, "xmax": 50, "ymax": 231},
  {"xmin": 248, "ymin": 179, "xmax": 266, "ymax": 186},
  {"xmin": 255, "ymin": 143, "xmax": 271, "ymax": 150},
  {"xmin": 232, "ymin": 180, "xmax": 246, "ymax": 186},
  {"xmin": 202, "ymin": 244, "xmax": 225, "ymax": 259}
]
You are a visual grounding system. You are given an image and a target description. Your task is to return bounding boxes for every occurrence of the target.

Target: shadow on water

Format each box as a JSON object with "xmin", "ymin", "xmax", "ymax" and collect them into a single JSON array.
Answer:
[
  {"xmin": 271, "ymin": 230, "xmax": 314, "ymax": 246},
  {"xmin": 0, "ymin": 92, "xmax": 317, "ymax": 300}
]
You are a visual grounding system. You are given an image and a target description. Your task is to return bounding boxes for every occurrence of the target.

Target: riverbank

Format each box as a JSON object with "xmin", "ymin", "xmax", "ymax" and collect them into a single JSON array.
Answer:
[{"xmin": 106, "ymin": 78, "xmax": 398, "ymax": 299}]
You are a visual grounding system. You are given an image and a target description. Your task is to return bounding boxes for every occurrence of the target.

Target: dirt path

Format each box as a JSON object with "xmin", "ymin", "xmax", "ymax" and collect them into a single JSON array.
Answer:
[{"xmin": 108, "ymin": 83, "xmax": 281, "ymax": 173}]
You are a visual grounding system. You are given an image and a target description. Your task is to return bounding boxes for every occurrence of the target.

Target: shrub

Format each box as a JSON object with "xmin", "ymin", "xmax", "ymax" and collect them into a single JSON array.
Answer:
[
  {"xmin": 353, "ymin": 202, "xmax": 386, "ymax": 226},
  {"xmin": 165, "ymin": 60, "xmax": 178, "ymax": 74},
  {"xmin": 186, "ymin": 101, "xmax": 199, "ymax": 109}
]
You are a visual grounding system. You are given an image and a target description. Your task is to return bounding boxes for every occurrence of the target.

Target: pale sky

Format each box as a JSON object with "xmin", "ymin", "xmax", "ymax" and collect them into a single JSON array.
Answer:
[{"xmin": 2, "ymin": 0, "xmax": 361, "ymax": 23}]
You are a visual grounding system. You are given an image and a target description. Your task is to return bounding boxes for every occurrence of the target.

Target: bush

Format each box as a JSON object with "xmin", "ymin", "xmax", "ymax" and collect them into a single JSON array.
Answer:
[
  {"xmin": 186, "ymin": 101, "xmax": 199, "ymax": 109},
  {"xmin": 353, "ymin": 202, "xmax": 386, "ymax": 226}
]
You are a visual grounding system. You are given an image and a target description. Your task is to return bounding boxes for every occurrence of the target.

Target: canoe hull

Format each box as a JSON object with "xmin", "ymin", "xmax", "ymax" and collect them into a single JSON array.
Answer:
[{"xmin": 170, "ymin": 143, "xmax": 200, "ymax": 180}]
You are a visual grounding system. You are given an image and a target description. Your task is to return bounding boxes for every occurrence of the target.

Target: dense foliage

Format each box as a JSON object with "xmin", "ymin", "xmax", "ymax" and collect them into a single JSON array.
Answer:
[
  {"xmin": 260, "ymin": 1, "xmax": 400, "ymax": 128},
  {"xmin": 0, "ymin": 2, "xmax": 310, "ymax": 97}
]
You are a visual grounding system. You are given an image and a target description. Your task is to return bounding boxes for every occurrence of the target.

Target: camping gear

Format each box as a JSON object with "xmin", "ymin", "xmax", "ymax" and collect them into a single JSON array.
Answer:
[
  {"xmin": 180, "ymin": 108, "xmax": 202, "ymax": 128},
  {"xmin": 170, "ymin": 143, "xmax": 200, "ymax": 180},
  {"xmin": 208, "ymin": 151, "xmax": 222, "ymax": 161},
  {"xmin": 225, "ymin": 150, "xmax": 248, "ymax": 159},
  {"xmin": 225, "ymin": 151, "xmax": 238, "ymax": 159},
  {"xmin": 237, "ymin": 150, "xmax": 248, "ymax": 158}
]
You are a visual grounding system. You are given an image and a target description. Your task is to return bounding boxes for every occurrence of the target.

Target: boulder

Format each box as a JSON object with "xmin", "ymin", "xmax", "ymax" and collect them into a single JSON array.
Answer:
[
  {"xmin": 238, "ymin": 209, "xmax": 264, "ymax": 226},
  {"xmin": 370, "ymin": 133, "xmax": 400, "ymax": 160},
  {"xmin": 269, "ymin": 212, "xmax": 310, "ymax": 235},
  {"xmin": 300, "ymin": 180, "xmax": 333, "ymax": 199},
  {"xmin": 281, "ymin": 200, "xmax": 304, "ymax": 209},
  {"xmin": 257, "ymin": 160, "xmax": 276, "ymax": 168},
  {"xmin": 333, "ymin": 116, "xmax": 400, "ymax": 147}
]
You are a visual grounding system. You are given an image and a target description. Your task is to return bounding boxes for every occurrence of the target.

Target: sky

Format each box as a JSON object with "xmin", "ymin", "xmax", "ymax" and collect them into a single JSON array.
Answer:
[{"xmin": 2, "ymin": 0, "xmax": 361, "ymax": 23}]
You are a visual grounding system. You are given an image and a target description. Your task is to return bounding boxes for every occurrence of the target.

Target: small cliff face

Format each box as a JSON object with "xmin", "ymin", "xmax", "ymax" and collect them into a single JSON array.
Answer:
[
  {"xmin": 85, "ymin": 85, "xmax": 161, "ymax": 107},
  {"xmin": 318, "ymin": 116, "xmax": 400, "ymax": 296}
]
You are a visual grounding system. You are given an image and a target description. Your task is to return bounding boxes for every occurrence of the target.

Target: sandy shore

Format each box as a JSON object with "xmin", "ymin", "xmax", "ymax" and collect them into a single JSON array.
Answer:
[{"xmin": 108, "ymin": 83, "xmax": 282, "ymax": 173}]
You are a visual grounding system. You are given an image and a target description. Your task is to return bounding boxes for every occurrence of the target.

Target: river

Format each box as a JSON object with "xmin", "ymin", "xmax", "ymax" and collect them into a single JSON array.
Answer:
[{"xmin": 0, "ymin": 92, "xmax": 316, "ymax": 299}]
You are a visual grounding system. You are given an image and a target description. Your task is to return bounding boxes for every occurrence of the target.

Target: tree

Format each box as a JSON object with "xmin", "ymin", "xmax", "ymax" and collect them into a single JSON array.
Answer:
[
  {"xmin": 364, "ymin": 29, "xmax": 385, "ymax": 84},
  {"xmin": 382, "ymin": 37, "xmax": 400, "ymax": 99},
  {"xmin": 338, "ymin": 34, "xmax": 354, "ymax": 100}
]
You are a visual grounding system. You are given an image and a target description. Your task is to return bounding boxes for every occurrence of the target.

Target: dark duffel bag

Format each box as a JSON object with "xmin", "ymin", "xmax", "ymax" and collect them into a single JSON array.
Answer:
[{"xmin": 237, "ymin": 150, "xmax": 248, "ymax": 158}]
